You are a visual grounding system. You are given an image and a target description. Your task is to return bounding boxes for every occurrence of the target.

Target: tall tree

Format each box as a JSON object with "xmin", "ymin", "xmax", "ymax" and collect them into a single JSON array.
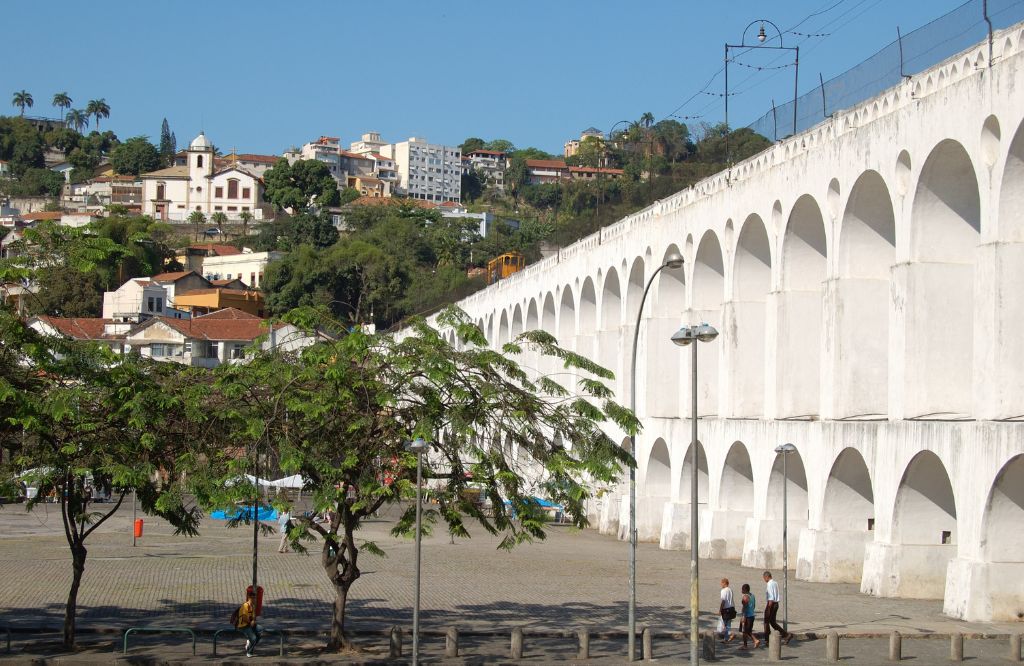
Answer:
[
  {"xmin": 65, "ymin": 109, "xmax": 88, "ymax": 133},
  {"xmin": 51, "ymin": 92, "xmax": 72, "ymax": 122},
  {"xmin": 198, "ymin": 306, "xmax": 635, "ymax": 649},
  {"xmin": 459, "ymin": 137, "xmax": 485, "ymax": 154},
  {"xmin": 188, "ymin": 210, "xmax": 206, "ymax": 242},
  {"xmin": 158, "ymin": 118, "xmax": 174, "ymax": 166},
  {"xmin": 11, "ymin": 90, "xmax": 33, "ymax": 116},
  {"xmin": 85, "ymin": 98, "xmax": 110, "ymax": 130},
  {"xmin": 239, "ymin": 210, "xmax": 254, "ymax": 239},
  {"xmin": 109, "ymin": 136, "xmax": 160, "ymax": 176},
  {"xmin": 262, "ymin": 158, "xmax": 340, "ymax": 211}
]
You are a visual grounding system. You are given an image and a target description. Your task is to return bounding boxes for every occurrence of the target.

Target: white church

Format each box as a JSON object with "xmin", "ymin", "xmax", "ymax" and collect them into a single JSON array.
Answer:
[{"xmin": 141, "ymin": 132, "xmax": 267, "ymax": 222}]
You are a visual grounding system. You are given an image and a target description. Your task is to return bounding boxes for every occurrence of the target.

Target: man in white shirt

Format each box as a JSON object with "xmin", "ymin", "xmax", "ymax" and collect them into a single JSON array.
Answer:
[
  {"xmin": 762, "ymin": 571, "xmax": 791, "ymax": 645},
  {"xmin": 719, "ymin": 578, "xmax": 736, "ymax": 642}
]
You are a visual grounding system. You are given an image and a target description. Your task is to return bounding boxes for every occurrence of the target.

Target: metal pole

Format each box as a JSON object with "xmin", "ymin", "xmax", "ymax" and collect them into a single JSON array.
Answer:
[
  {"xmin": 628, "ymin": 261, "xmax": 672, "ymax": 662},
  {"xmin": 413, "ymin": 449, "xmax": 423, "ymax": 666},
  {"xmin": 819, "ymin": 72, "xmax": 828, "ymax": 119},
  {"xmin": 782, "ymin": 452, "xmax": 788, "ymax": 633},
  {"xmin": 690, "ymin": 338, "xmax": 699, "ymax": 666},
  {"xmin": 724, "ymin": 44, "xmax": 730, "ymax": 165},
  {"xmin": 132, "ymin": 490, "xmax": 137, "ymax": 547},
  {"xmin": 792, "ymin": 46, "xmax": 800, "ymax": 137},
  {"xmin": 252, "ymin": 447, "xmax": 259, "ymax": 594}
]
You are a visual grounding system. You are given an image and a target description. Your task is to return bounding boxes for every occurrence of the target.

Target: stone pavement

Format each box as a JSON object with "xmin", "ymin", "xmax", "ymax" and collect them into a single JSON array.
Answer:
[{"xmin": 0, "ymin": 500, "xmax": 1020, "ymax": 663}]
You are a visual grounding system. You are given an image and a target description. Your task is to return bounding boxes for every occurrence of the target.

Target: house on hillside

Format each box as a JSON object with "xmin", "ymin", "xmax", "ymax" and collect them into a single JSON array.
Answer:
[
  {"xmin": 101, "ymin": 278, "xmax": 191, "ymax": 323},
  {"xmin": 150, "ymin": 270, "xmax": 212, "ymax": 307},
  {"xmin": 174, "ymin": 288, "xmax": 265, "ymax": 317},
  {"xmin": 27, "ymin": 316, "xmax": 129, "ymax": 353},
  {"xmin": 124, "ymin": 308, "xmax": 278, "ymax": 368}
]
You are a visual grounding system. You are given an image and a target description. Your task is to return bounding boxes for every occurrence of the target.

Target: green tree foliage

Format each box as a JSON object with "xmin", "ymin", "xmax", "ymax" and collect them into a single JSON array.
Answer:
[
  {"xmin": 65, "ymin": 109, "xmax": 88, "ymax": 133},
  {"xmin": 249, "ymin": 211, "xmax": 338, "ymax": 252},
  {"xmin": 51, "ymin": 92, "xmax": 72, "ymax": 121},
  {"xmin": 461, "ymin": 168, "xmax": 483, "ymax": 202},
  {"xmin": 85, "ymin": 98, "xmax": 110, "ymax": 130},
  {"xmin": 486, "ymin": 138, "xmax": 515, "ymax": 153},
  {"xmin": 188, "ymin": 210, "xmax": 206, "ymax": 242},
  {"xmin": 192, "ymin": 306, "xmax": 635, "ymax": 648},
  {"xmin": 29, "ymin": 264, "xmax": 104, "ymax": 317},
  {"xmin": 0, "ymin": 308, "xmax": 204, "ymax": 647},
  {"xmin": 575, "ymin": 135, "xmax": 605, "ymax": 168},
  {"xmin": 158, "ymin": 118, "xmax": 175, "ymax": 166},
  {"xmin": 0, "ymin": 116, "xmax": 45, "ymax": 176},
  {"xmin": 338, "ymin": 186, "xmax": 361, "ymax": 205},
  {"xmin": 263, "ymin": 158, "xmax": 341, "ymax": 211},
  {"xmin": 1, "ymin": 167, "xmax": 64, "ymax": 197},
  {"xmin": 45, "ymin": 127, "xmax": 80, "ymax": 153},
  {"xmin": 459, "ymin": 137, "xmax": 485, "ymax": 154},
  {"xmin": 109, "ymin": 136, "xmax": 161, "ymax": 176},
  {"xmin": 11, "ymin": 90, "xmax": 33, "ymax": 116}
]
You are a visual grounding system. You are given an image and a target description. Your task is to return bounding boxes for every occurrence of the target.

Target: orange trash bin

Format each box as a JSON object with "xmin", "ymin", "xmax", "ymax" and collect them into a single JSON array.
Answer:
[
  {"xmin": 133, "ymin": 519, "xmax": 144, "ymax": 538},
  {"xmin": 246, "ymin": 585, "xmax": 265, "ymax": 616}
]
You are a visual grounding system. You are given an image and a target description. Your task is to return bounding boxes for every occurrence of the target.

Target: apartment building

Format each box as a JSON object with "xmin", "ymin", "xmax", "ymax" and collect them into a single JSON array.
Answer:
[
  {"xmin": 381, "ymin": 137, "xmax": 461, "ymax": 202},
  {"xmin": 465, "ymin": 149, "xmax": 507, "ymax": 191}
]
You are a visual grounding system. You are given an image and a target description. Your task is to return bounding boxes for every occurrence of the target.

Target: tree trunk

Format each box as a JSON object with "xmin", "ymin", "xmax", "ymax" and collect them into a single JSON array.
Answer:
[
  {"xmin": 63, "ymin": 542, "xmax": 86, "ymax": 648},
  {"xmin": 328, "ymin": 582, "xmax": 351, "ymax": 650}
]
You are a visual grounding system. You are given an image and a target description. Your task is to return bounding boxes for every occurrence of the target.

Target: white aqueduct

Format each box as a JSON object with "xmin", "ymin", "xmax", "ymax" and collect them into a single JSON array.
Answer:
[{"xmin": 433, "ymin": 25, "xmax": 1024, "ymax": 622}]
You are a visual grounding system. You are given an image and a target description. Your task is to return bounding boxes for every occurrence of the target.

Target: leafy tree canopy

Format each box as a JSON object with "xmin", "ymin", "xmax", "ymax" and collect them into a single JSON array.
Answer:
[
  {"xmin": 109, "ymin": 136, "xmax": 161, "ymax": 176},
  {"xmin": 263, "ymin": 158, "xmax": 341, "ymax": 211}
]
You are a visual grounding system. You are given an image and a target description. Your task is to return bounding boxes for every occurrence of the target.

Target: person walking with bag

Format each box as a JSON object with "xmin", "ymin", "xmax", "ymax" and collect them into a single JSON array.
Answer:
[
  {"xmin": 762, "ymin": 571, "xmax": 792, "ymax": 646},
  {"xmin": 719, "ymin": 578, "xmax": 737, "ymax": 643}
]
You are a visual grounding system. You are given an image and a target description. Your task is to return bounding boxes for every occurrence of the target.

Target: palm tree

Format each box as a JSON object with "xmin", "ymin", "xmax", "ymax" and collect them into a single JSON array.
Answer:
[
  {"xmin": 66, "ymin": 109, "xmax": 88, "ymax": 133},
  {"xmin": 11, "ymin": 90, "xmax": 33, "ymax": 116},
  {"xmin": 85, "ymin": 99, "xmax": 110, "ymax": 130},
  {"xmin": 239, "ymin": 210, "xmax": 254, "ymax": 238},
  {"xmin": 210, "ymin": 211, "xmax": 228, "ymax": 239},
  {"xmin": 640, "ymin": 111, "xmax": 655, "ymax": 129},
  {"xmin": 51, "ymin": 92, "xmax": 72, "ymax": 122},
  {"xmin": 187, "ymin": 210, "xmax": 206, "ymax": 242}
]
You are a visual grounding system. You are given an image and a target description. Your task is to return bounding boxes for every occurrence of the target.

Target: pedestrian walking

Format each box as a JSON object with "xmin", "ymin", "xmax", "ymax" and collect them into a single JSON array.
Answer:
[
  {"xmin": 277, "ymin": 509, "xmax": 291, "ymax": 553},
  {"xmin": 740, "ymin": 583, "xmax": 761, "ymax": 649},
  {"xmin": 762, "ymin": 570, "xmax": 792, "ymax": 646},
  {"xmin": 719, "ymin": 577, "xmax": 736, "ymax": 642},
  {"xmin": 231, "ymin": 589, "xmax": 263, "ymax": 657}
]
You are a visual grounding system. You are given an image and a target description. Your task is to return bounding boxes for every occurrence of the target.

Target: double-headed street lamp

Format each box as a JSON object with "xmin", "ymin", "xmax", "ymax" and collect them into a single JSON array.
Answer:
[
  {"xmin": 671, "ymin": 322, "xmax": 719, "ymax": 666},
  {"xmin": 406, "ymin": 436, "xmax": 429, "ymax": 666},
  {"xmin": 627, "ymin": 250, "xmax": 684, "ymax": 661},
  {"xmin": 774, "ymin": 442, "xmax": 797, "ymax": 633}
]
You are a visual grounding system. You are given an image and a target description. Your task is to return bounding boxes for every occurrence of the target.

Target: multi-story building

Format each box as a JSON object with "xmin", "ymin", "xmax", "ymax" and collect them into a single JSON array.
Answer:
[
  {"xmin": 349, "ymin": 131, "xmax": 387, "ymax": 155},
  {"xmin": 563, "ymin": 127, "xmax": 604, "ymax": 158},
  {"xmin": 381, "ymin": 137, "xmax": 461, "ymax": 202},
  {"xmin": 465, "ymin": 150, "xmax": 507, "ymax": 191},
  {"xmin": 200, "ymin": 249, "xmax": 284, "ymax": 289},
  {"xmin": 525, "ymin": 159, "xmax": 570, "ymax": 185}
]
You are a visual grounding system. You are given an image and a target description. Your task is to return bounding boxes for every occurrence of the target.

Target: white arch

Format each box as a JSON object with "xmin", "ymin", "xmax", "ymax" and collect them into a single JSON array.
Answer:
[
  {"xmin": 690, "ymin": 230, "xmax": 724, "ymax": 416},
  {"xmin": 979, "ymin": 454, "xmax": 1024, "ymax": 619},
  {"xmin": 647, "ymin": 245, "xmax": 686, "ymax": 418},
  {"xmin": 729, "ymin": 214, "xmax": 771, "ymax": 417}
]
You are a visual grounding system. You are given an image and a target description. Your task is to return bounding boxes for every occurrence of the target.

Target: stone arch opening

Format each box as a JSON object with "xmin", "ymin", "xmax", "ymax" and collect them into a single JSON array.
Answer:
[
  {"xmin": 557, "ymin": 287, "xmax": 575, "ymax": 347},
  {"xmin": 626, "ymin": 256, "xmax": 646, "ymax": 319},
  {"xmin": 598, "ymin": 268, "xmax": 622, "ymax": 388},
  {"xmin": 979, "ymin": 455, "xmax": 1024, "ymax": 619},
  {"xmin": 704, "ymin": 442, "xmax": 754, "ymax": 559},
  {"xmin": 690, "ymin": 230, "xmax": 724, "ymax": 416},
  {"xmin": 511, "ymin": 304, "xmax": 524, "ymax": 338},
  {"xmin": 526, "ymin": 298, "xmax": 539, "ymax": 331},
  {"xmin": 729, "ymin": 214, "xmax": 771, "ymax": 417},
  {"xmin": 777, "ymin": 195, "xmax": 827, "ymax": 418},
  {"xmin": 577, "ymin": 277, "xmax": 598, "ymax": 371},
  {"xmin": 766, "ymin": 447, "xmax": 809, "ymax": 570},
  {"xmin": 890, "ymin": 450, "xmax": 957, "ymax": 598},
  {"xmin": 645, "ymin": 438, "xmax": 672, "ymax": 498},
  {"xmin": 907, "ymin": 139, "xmax": 980, "ymax": 418},
  {"xmin": 498, "ymin": 310, "xmax": 509, "ymax": 346},
  {"xmin": 647, "ymin": 245, "xmax": 686, "ymax": 418},
  {"xmin": 832, "ymin": 170, "xmax": 896, "ymax": 418},
  {"xmin": 541, "ymin": 293, "xmax": 556, "ymax": 333},
  {"xmin": 679, "ymin": 441, "xmax": 709, "ymax": 504}
]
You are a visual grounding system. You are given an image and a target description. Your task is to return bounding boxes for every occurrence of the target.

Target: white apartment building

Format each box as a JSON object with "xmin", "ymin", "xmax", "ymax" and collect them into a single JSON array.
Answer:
[
  {"xmin": 349, "ymin": 131, "xmax": 387, "ymax": 155},
  {"xmin": 381, "ymin": 137, "xmax": 461, "ymax": 202},
  {"xmin": 201, "ymin": 249, "xmax": 285, "ymax": 288},
  {"xmin": 465, "ymin": 149, "xmax": 507, "ymax": 191}
]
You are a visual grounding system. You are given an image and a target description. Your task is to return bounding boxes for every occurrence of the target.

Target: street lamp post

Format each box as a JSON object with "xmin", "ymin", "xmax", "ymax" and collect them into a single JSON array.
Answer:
[
  {"xmin": 774, "ymin": 442, "xmax": 797, "ymax": 632},
  {"xmin": 406, "ymin": 436, "xmax": 429, "ymax": 666},
  {"xmin": 627, "ymin": 251, "xmax": 685, "ymax": 661},
  {"xmin": 671, "ymin": 322, "xmax": 720, "ymax": 666}
]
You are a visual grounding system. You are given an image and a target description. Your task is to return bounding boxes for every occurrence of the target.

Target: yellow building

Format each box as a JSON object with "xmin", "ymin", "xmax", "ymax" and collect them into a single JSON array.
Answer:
[{"xmin": 174, "ymin": 288, "xmax": 265, "ymax": 317}]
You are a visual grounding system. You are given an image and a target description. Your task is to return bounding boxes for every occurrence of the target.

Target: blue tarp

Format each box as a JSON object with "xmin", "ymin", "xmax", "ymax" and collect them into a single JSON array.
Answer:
[
  {"xmin": 210, "ymin": 506, "xmax": 277, "ymax": 521},
  {"xmin": 503, "ymin": 496, "xmax": 563, "ymax": 510}
]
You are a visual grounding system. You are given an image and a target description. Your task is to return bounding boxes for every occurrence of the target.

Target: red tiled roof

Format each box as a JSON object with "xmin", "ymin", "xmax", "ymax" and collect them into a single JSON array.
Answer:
[
  {"xmin": 151, "ymin": 270, "xmax": 202, "ymax": 283},
  {"xmin": 143, "ymin": 315, "xmax": 274, "ymax": 342},
  {"xmin": 569, "ymin": 166, "xmax": 625, "ymax": 175},
  {"xmin": 525, "ymin": 159, "xmax": 568, "ymax": 169},
  {"xmin": 468, "ymin": 149, "xmax": 506, "ymax": 157},
  {"xmin": 211, "ymin": 278, "xmax": 246, "ymax": 288},
  {"xmin": 195, "ymin": 307, "xmax": 260, "ymax": 320},
  {"xmin": 349, "ymin": 197, "xmax": 437, "ymax": 209},
  {"xmin": 21, "ymin": 211, "xmax": 63, "ymax": 220},
  {"xmin": 338, "ymin": 150, "xmax": 374, "ymax": 160},
  {"xmin": 369, "ymin": 153, "xmax": 392, "ymax": 161},
  {"xmin": 34, "ymin": 317, "xmax": 122, "ymax": 340},
  {"xmin": 234, "ymin": 154, "xmax": 280, "ymax": 164},
  {"xmin": 188, "ymin": 243, "xmax": 241, "ymax": 256},
  {"xmin": 91, "ymin": 175, "xmax": 138, "ymax": 183}
]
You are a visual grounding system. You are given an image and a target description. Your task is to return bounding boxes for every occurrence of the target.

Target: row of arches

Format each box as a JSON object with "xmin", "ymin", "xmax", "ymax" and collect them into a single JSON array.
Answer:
[{"xmin": 470, "ymin": 116, "xmax": 1024, "ymax": 421}]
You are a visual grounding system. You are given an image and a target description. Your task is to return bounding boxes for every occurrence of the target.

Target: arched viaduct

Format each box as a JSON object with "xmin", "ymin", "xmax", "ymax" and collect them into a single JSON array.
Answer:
[{"xmin": 433, "ymin": 25, "xmax": 1024, "ymax": 622}]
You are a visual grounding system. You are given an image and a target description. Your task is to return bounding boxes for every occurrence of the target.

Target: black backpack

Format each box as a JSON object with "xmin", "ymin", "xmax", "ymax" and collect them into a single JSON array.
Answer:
[{"xmin": 229, "ymin": 605, "xmax": 241, "ymax": 626}]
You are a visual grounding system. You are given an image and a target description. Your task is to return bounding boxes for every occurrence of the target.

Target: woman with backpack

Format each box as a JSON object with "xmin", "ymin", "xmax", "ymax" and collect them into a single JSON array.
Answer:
[{"xmin": 231, "ymin": 589, "xmax": 263, "ymax": 657}]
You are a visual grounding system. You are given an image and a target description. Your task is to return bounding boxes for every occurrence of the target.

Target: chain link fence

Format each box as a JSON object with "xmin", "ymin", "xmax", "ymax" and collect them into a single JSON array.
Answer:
[{"xmin": 748, "ymin": 0, "xmax": 1024, "ymax": 140}]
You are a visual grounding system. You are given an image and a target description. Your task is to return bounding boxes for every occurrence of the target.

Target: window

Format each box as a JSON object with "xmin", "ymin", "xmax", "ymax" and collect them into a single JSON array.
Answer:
[
  {"xmin": 156, "ymin": 298, "xmax": 163, "ymax": 313},
  {"xmin": 242, "ymin": 206, "xmax": 250, "ymax": 211},
  {"xmin": 242, "ymin": 187, "xmax": 250, "ymax": 198},
  {"xmin": 230, "ymin": 344, "xmax": 245, "ymax": 360},
  {"xmin": 196, "ymin": 155, "xmax": 203, "ymax": 168},
  {"xmin": 215, "ymin": 186, "xmax": 223, "ymax": 198},
  {"xmin": 227, "ymin": 179, "xmax": 239, "ymax": 199},
  {"xmin": 147, "ymin": 297, "xmax": 155, "ymax": 312},
  {"xmin": 214, "ymin": 205, "xmax": 222, "ymax": 211},
  {"xmin": 250, "ymin": 272, "xmax": 256, "ymax": 285},
  {"xmin": 156, "ymin": 183, "xmax": 165, "ymax": 200},
  {"xmin": 227, "ymin": 206, "xmax": 237, "ymax": 211},
  {"xmin": 257, "ymin": 272, "xmax": 263, "ymax": 285},
  {"xmin": 151, "ymin": 343, "xmax": 166, "ymax": 357},
  {"xmin": 226, "ymin": 274, "xmax": 232, "ymax": 280}
]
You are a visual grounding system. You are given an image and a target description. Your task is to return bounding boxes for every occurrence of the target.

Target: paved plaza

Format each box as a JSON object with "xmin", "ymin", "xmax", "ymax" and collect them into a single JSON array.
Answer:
[{"xmin": 0, "ymin": 500, "xmax": 1019, "ymax": 662}]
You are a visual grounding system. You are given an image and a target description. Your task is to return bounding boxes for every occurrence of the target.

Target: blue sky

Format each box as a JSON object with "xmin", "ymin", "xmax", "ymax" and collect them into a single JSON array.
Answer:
[{"xmin": 4, "ymin": 0, "xmax": 967, "ymax": 155}]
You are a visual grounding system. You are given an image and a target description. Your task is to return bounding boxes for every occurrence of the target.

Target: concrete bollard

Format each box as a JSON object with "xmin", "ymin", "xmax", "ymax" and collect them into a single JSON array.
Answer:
[
  {"xmin": 701, "ymin": 631, "xmax": 716, "ymax": 661},
  {"xmin": 389, "ymin": 626, "xmax": 402, "ymax": 658},
  {"xmin": 642, "ymin": 626, "xmax": 653, "ymax": 661},
  {"xmin": 826, "ymin": 631, "xmax": 839, "ymax": 662},
  {"xmin": 445, "ymin": 626, "xmax": 459, "ymax": 658},
  {"xmin": 889, "ymin": 630, "xmax": 902, "ymax": 662},
  {"xmin": 511, "ymin": 627, "xmax": 524, "ymax": 659},
  {"xmin": 769, "ymin": 631, "xmax": 782, "ymax": 661},
  {"xmin": 950, "ymin": 632, "xmax": 963, "ymax": 661},
  {"xmin": 1011, "ymin": 633, "xmax": 1022, "ymax": 662},
  {"xmin": 577, "ymin": 628, "xmax": 590, "ymax": 660}
]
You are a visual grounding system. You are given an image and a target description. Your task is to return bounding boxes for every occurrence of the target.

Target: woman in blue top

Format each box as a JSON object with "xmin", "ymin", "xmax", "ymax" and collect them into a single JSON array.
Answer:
[{"xmin": 740, "ymin": 583, "xmax": 761, "ymax": 649}]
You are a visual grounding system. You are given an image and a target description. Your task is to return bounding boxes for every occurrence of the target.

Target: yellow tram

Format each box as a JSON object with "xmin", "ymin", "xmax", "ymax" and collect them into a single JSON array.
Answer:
[{"xmin": 486, "ymin": 251, "xmax": 526, "ymax": 285}]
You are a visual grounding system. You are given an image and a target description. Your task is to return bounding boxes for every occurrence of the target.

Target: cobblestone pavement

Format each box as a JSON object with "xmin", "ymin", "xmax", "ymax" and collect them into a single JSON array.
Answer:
[{"xmin": 0, "ymin": 500, "xmax": 1020, "ymax": 663}]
